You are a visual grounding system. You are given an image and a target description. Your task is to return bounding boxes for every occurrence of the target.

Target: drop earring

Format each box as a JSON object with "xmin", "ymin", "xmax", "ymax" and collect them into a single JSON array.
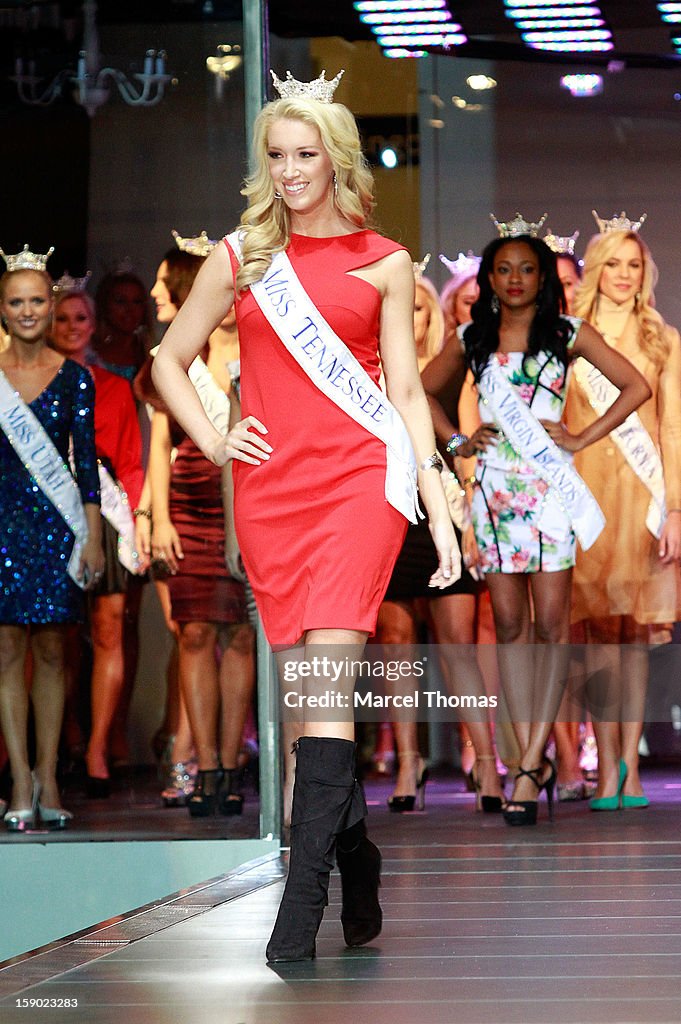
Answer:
[
  {"xmin": 333, "ymin": 172, "xmax": 338, "ymax": 197},
  {"xmin": 274, "ymin": 190, "xmax": 283, "ymax": 200},
  {"xmin": 491, "ymin": 294, "xmax": 500, "ymax": 314}
]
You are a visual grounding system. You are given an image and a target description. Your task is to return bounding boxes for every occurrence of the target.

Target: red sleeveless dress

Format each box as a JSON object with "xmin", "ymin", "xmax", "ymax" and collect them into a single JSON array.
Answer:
[{"xmin": 226, "ymin": 230, "xmax": 409, "ymax": 647}]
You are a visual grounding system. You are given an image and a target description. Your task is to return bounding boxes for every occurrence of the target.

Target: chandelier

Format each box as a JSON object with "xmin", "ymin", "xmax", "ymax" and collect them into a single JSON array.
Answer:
[{"xmin": 11, "ymin": 1, "xmax": 172, "ymax": 117}]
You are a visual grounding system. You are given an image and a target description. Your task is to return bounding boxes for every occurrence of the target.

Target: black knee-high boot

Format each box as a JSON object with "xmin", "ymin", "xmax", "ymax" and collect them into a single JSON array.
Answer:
[
  {"xmin": 266, "ymin": 736, "xmax": 370, "ymax": 963},
  {"xmin": 336, "ymin": 817, "xmax": 382, "ymax": 947}
]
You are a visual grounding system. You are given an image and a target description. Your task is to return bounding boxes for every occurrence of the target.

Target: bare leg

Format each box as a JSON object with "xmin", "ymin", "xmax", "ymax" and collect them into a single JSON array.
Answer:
[
  {"xmin": 178, "ymin": 621, "xmax": 219, "ymax": 770},
  {"xmin": 0, "ymin": 626, "xmax": 32, "ymax": 811},
  {"xmin": 152, "ymin": 579, "xmax": 181, "ymax": 760},
  {"xmin": 217, "ymin": 622, "xmax": 256, "ymax": 770},
  {"xmin": 109, "ymin": 577, "xmax": 144, "ymax": 763},
  {"xmin": 85, "ymin": 593, "xmax": 126, "ymax": 781},
  {"xmin": 430, "ymin": 593, "xmax": 504, "ymax": 803},
  {"xmin": 374, "ymin": 601, "xmax": 420, "ymax": 798},
  {"xmin": 31, "ymin": 625, "xmax": 69, "ymax": 809}
]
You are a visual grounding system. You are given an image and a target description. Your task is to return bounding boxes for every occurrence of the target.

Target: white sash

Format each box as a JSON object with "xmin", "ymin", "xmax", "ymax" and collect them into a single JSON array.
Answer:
[
  {"xmin": 98, "ymin": 464, "xmax": 139, "ymax": 574},
  {"xmin": 188, "ymin": 355, "xmax": 231, "ymax": 433},
  {"xmin": 478, "ymin": 357, "xmax": 604, "ymax": 550},
  {"xmin": 573, "ymin": 357, "xmax": 666, "ymax": 538},
  {"xmin": 0, "ymin": 369, "xmax": 89, "ymax": 587},
  {"xmin": 227, "ymin": 232, "xmax": 421, "ymax": 524},
  {"xmin": 151, "ymin": 345, "xmax": 230, "ymax": 433}
]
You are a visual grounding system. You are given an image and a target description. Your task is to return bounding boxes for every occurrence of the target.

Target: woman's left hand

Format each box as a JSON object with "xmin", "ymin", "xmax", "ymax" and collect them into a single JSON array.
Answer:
[
  {"xmin": 540, "ymin": 419, "xmax": 584, "ymax": 452},
  {"xmin": 79, "ymin": 538, "xmax": 105, "ymax": 590},
  {"xmin": 659, "ymin": 512, "xmax": 681, "ymax": 564},
  {"xmin": 428, "ymin": 517, "xmax": 459, "ymax": 589}
]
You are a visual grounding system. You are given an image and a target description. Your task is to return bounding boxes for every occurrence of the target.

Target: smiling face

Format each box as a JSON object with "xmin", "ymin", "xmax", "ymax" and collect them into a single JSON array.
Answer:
[
  {"xmin": 489, "ymin": 241, "xmax": 542, "ymax": 310},
  {"xmin": 0, "ymin": 270, "xmax": 53, "ymax": 346},
  {"xmin": 150, "ymin": 261, "xmax": 179, "ymax": 324},
  {"xmin": 266, "ymin": 117, "xmax": 335, "ymax": 222},
  {"xmin": 52, "ymin": 295, "xmax": 95, "ymax": 358},
  {"xmin": 598, "ymin": 237, "xmax": 643, "ymax": 306}
]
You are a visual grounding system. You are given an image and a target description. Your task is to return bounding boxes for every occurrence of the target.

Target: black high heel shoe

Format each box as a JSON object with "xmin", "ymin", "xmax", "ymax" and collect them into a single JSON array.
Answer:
[
  {"xmin": 188, "ymin": 768, "xmax": 223, "ymax": 817},
  {"xmin": 387, "ymin": 752, "xmax": 429, "ymax": 813},
  {"xmin": 472, "ymin": 754, "xmax": 504, "ymax": 814},
  {"xmin": 218, "ymin": 768, "xmax": 244, "ymax": 816},
  {"xmin": 503, "ymin": 759, "xmax": 556, "ymax": 827}
]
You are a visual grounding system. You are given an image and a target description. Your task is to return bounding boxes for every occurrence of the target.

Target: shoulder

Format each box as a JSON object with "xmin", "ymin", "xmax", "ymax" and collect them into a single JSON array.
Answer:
[
  {"xmin": 353, "ymin": 229, "xmax": 408, "ymax": 261},
  {"xmin": 62, "ymin": 358, "xmax": 94, "ymax": 394}
]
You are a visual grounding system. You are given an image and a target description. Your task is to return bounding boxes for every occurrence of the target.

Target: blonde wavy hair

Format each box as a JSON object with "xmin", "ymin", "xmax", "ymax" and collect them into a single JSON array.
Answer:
[
  {"xmin": 573, "ymin": 230, "xmax": 669, "ymax": 367},
  {"xmin": 415, "ymin": 277, "xmax": 445, "ymax": 366},
  {"xmin": 235, "ymin": 96, "xmax": 375, "ymax": 292}
]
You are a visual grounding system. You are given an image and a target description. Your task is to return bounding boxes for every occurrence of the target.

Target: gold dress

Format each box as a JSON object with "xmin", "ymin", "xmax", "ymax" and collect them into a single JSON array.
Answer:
[{"xmin": 566, "ymin": 295, "xmax": 681, "ymax": 625}]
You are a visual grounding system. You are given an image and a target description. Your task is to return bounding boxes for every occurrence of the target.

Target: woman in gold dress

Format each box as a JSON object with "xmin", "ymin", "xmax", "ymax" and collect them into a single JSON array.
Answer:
[{"xmin": 568, "ymin": 213, "xmax": 681, "ymax": 809}]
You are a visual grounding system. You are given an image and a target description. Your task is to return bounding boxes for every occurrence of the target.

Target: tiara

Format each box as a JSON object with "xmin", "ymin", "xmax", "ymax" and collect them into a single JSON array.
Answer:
[
  {"xmin": 490, "ymin": 212, "xmax": 548, "ymax": 238},
  {"xmin": 592, "ymin": 209, "xmax": 647, "ymax": 234},
  {"xmin": 53, "ymin": 271, "xmax": 92, "ymax": 295},
  {"xmin": 412, "ymin": 253, "xmax": 431, "ymax": 281},
  {"xmin": 439, "ymin": 251, "xmax": 481, "ymax": 278},
  {"xmin": 270, "ymin": 69, "xmax": 344, "ymax": 103},
  {"xmin": 172, "ymin": 229, "xmax": 218, "ymax": 258},
  {"xmin": 0, "ymin": 243, "xmax": 55, "ymax": 273},
  {"xmin": 543, "ymin": 230, "xmax": 579, "ymax": 256}
]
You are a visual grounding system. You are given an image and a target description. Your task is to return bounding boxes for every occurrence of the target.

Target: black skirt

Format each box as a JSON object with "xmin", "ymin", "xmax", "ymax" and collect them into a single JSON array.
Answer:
[{"xmin": 384, "ymin": 517, "xmax": 479, "ymax": 602}]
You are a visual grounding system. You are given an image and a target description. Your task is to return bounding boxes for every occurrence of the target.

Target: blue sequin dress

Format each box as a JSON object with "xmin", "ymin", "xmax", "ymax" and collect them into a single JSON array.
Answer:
[{"xmin": 0, "ymin": 360, "xmax": 100, "ymax": 624}]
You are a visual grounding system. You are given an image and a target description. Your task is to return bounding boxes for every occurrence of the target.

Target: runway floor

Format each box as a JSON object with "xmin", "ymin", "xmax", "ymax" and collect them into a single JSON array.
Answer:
[{"xmin": 2, "ymin": 766, "xmax": 681, "ymax": 1024}]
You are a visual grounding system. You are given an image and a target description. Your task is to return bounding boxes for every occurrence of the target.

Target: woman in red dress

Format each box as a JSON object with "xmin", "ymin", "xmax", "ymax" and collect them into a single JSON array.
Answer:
[{"xmin": 152, "ymin": 72, "xmax": 457, "ymax": 963}]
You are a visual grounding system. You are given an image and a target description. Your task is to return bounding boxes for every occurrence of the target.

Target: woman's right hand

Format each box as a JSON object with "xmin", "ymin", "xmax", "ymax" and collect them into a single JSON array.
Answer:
[
  {"xmin": 151, "ymin": 519, "xmax": 184, "ymax": 575},
  {"xmin": 209, "ymin": 416, "xmax": 272, "ymax": 468},
  {"xmin": 458, "ymin": 424, "xmax": 498, "ymax": 459}
]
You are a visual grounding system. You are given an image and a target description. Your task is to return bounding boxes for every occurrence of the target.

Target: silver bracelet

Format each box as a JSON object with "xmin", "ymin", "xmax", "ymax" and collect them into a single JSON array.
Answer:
[{"xmin": 419, "ymin": 452, "xmax": 444, "ymax": 472}]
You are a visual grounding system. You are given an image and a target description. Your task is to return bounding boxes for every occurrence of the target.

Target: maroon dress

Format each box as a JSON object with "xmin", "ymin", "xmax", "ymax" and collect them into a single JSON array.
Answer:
[{"xmin": 166, "ymin": 430, "xmax": 246, "ymax": 625}]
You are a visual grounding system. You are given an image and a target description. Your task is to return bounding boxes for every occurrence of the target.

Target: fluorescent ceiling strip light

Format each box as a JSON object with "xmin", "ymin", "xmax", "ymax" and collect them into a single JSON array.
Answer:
[
  {"xmin": 515, "ymin": 18, "xmax": 604, "ymax": 28},
  {"xmin": 355, "ymin": 1, "xmax": 447, "ymax": 11},
  {"xmin": 360, "ymin": 10, "xmax": 451, "ymax": 22},
  {"xmin": 377, "ymin": 31, "xmax": 467, "ymax": 44}
]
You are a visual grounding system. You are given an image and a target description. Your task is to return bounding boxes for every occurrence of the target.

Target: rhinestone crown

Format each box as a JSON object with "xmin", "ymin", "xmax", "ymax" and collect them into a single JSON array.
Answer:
[
  {"xmin": 592, "ymin": 209, "xmax": 647, "ymax": 234},
  {"xmin": 0, "ymin": 243, "xmax": 54, "ymax": 273},
  {"xmin": 270, "ymin": 69, "xmax": 344, "ymax": 103},
  {"xmin": 543, "ymin": 230, "xmax": 579, "ymax": 256},
  {"xmin": 490, "ymin": 212, "xmax": 548, "ymax": 238},
  {"xmin": 53, "ymin": 271, "xmax": 92, "ymax": 295},
  {"xmin": 412, "ymin": 253, "xmax": 431, "ymax": 281},
  {"xmin": 172, "ymin": 229, "xmax": 218, "ymax": 258},
  {"xmin": 439, "ymin": 251, "xmax": 481, "ymax": 279}
]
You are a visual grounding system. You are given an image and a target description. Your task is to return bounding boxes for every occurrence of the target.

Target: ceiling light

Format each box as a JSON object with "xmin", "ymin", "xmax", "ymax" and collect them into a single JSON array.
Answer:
[
  {"xmin": 560, "ymin": 72, "xmax": 603, "ymax": 95},
  {"xmin": 466, "ymin": 74, "xmax": 497, "ymax": 89},
  {"xmin": 354, "ymin": 1, "xmax": 467, "ymax": 58}
]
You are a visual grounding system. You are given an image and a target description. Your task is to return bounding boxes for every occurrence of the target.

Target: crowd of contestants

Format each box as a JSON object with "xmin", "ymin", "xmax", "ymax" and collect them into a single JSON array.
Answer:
[{"xmin": 0, "ymin": 206, "xmax": 679, "ymax": 831}]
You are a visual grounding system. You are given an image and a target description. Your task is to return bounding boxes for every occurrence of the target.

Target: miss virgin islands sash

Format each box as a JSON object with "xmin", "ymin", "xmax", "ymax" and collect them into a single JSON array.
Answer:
[
  {"xmin": 573, "ymin": 357, "xmax": 666, "ymax": 538},
  {"xmin": 0, "ymin": 369, "xmax": 89, "ymax": 587},
  {"xmin": 478, "ymin": 356, "xmax": 604, "ymax": 550},
  {"xmin": 227, "ymin": 232, "xmax": 421, "ymax": 524}
]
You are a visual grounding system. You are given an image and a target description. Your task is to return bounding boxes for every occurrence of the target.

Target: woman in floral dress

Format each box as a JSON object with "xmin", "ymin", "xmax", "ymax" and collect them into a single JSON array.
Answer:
[{"xmin": 441, "ymin": 226, "xmax": 649, "ymax": 825}]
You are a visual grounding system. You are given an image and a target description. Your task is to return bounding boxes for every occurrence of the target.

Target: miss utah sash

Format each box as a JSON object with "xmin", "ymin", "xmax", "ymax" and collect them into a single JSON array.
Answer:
[
  {"xmin": 573, "ymin": 357, "xmax": 666, "ymax": 538},
  {"xmin": 227, "ymin": 232, "xmax": 421, "ymax": 524},
  {"xmin": 478, "ymin": 356, "xmax": 604, "ymax": 550},
  {"xmin": 0, "ymin": 369, "xmax": 89, "ymax": 586}
]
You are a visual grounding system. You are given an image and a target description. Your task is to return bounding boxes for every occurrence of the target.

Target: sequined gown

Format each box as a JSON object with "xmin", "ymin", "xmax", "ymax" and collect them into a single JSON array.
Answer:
[{"xmin": 0, "ymin": 360, "xmax": 100, "ymax": 624}]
